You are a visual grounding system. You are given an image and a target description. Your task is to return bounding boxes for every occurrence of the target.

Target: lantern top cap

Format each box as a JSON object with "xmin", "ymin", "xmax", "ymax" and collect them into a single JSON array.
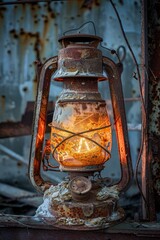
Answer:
[
  {"xmin": 58, "ymin": 34, "xmax": 102, "ymax": 48},
  {"xmin": 58, "ymin": 34, "xmax": 102, "ymax": 42}
]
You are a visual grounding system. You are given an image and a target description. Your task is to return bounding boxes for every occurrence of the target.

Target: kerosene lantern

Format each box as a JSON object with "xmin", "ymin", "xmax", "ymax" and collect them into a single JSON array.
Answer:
[{"xmin": 29, "ymin": 34, "xmax": 133, "ymax": 230}]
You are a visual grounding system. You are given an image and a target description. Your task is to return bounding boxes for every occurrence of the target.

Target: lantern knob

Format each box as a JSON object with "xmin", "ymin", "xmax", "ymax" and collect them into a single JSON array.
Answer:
[{"xmin": 69, "ymin": 176, "xmax": 92, "ymax": 201}]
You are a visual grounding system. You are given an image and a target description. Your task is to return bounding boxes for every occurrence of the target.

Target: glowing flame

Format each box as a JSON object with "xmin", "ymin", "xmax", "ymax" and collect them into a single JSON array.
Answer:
[{"xmin": 78, "ymin": 138, "xmax": 90, "ymax": 153}]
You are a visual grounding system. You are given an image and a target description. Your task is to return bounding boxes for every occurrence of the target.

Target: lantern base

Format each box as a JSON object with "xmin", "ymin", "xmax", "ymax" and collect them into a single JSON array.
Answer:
[
  {"xmin": 45, "ymin": 207, "xmax": 125, "ymax": 230},
  {"xmin": 36, "ymin": 179, "xmax": 125, "ymax": 230}
]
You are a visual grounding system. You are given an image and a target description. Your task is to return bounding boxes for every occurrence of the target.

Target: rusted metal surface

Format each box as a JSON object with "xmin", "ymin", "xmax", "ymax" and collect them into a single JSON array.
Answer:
[
  {"xmin": 29, "ymin": 57, "xmax": 57, "ymax": 193},
  {"xmin": 54, "ymin": 34, "xmax": 105, "ymax": 81},
  {"xmin": 146, "ymin": 0, "xmax": 160, "ymax": 218},
  {"xmin": 34, "ymin": 178, "xmax": 123, "ymax": 230},
  {"xmin": 103, "ymin": 58, "xmax": 133, "ymax": 192},
  {"xmin": 141, "ymin": 0, "xmax": 156, "ymax": 221}
]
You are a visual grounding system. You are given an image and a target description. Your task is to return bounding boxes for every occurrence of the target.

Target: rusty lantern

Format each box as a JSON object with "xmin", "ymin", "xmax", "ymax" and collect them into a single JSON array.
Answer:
[{"xmin": 29, "ymin": 34, "xmax": 133, "ymax": 230}]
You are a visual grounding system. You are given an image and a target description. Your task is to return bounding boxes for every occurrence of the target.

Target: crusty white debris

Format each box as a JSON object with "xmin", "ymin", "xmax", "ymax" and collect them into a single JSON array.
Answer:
[{"xmin": 96, "ymin": 185, "xmax": 119, "ymax": 201}]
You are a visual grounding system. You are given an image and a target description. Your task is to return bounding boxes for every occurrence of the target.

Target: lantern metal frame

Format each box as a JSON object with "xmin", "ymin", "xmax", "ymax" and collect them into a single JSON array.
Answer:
[{"xmin": 29, "ymin": 35, "xmax": 133, "ymax": 194}]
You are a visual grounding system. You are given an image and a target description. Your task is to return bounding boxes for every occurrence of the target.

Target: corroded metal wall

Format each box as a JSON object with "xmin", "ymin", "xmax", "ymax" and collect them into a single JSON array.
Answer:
[
  {"xmin": 147, "ymin": 0, "xmax": 160, "ymax": 218},
  {"xmin": 0, "ymin": 1, "xmax": 141, "ymax": 189}
]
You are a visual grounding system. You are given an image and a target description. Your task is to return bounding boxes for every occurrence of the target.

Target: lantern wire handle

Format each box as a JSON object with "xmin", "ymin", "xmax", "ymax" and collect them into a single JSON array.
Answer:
[
  {"xmin": 100, "ymin": 43, "xmax": 121, "ymax": 62},
  {"xmin": 63, "ymin": 21, "xmax": 97, "ymax": 36},
  {"xmin": 63, "ymin": 21, "xmax": 123, "ymax": 63},
  {"xmin": 117, "ymin": 45, "xmax": 126, "ymax": 62}
]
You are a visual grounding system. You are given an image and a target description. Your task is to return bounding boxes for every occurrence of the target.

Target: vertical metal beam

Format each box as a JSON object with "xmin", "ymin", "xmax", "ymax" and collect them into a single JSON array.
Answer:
[
  {"xmin": 148, "ymin": 0, "xmax": 160, "ymax": 219},
  {"xmin": 141, "ymin": 0, "xmax": 160, "ymax": 220},
  {"xmin": 141, "ymin": 0, "xmax": 156, "ymax": 221},
  {"xmin": 141, "ymin": 0, "xmax": 148, "ymax": 219}
]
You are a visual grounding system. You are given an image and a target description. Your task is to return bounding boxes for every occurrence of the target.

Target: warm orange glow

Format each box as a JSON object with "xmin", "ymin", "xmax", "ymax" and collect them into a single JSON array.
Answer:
[
  {"xmin": 50, "ymin": 102, "xmax": 112, "ymax": 168},
  {"xmin": 78, "ymin": 138, "xmax": 90, "ymax": 153}
]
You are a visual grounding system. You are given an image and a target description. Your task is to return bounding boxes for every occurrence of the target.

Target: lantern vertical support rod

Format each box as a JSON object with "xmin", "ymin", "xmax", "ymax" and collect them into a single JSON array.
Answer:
[
  {"xmin": 103, "ymin": 57, "xmax": 133, "ymax": 191},
  {"xmin": 29, "ymin": 57, "xmax": 57, "ymax": 193}
]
